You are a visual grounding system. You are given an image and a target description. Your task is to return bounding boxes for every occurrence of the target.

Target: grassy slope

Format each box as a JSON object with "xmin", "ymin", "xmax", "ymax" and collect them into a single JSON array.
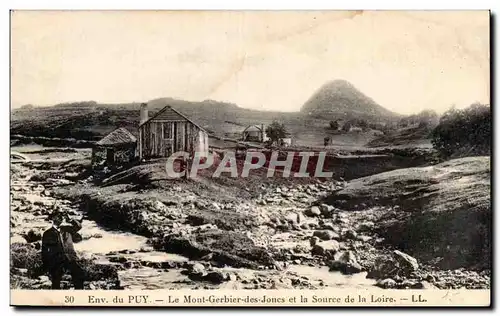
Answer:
[{"xmin": 367, "ymin": 125, "xmax": 433, "ymax": 148}]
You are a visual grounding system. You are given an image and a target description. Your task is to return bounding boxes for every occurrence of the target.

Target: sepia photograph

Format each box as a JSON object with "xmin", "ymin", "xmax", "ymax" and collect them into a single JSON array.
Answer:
[{"xmin": 9, "ymin": 10, "xmax": 491, "ymax": 307}]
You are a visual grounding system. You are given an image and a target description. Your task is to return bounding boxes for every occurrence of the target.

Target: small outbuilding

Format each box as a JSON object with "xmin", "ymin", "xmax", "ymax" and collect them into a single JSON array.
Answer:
[
  {"xmin": 242, "ymin": 124, "xmax": 268, "ymax": 142},
  {"xmin": 92, "ymin": 127, "xmax": 137, "ymax": 168}
]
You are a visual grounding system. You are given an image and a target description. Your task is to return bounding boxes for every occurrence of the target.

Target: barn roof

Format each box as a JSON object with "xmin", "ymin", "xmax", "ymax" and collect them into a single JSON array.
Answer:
[
  {"xmin": 243, "ymin": 125, "xmax": 264, "ymax": 133},
  {"xmin": 96, "ymin": 127, "xmax": 137, "ymax": 146},
  {"xmin": 140, "ymin": 105, "xmax": 207, "ymax": 132}
]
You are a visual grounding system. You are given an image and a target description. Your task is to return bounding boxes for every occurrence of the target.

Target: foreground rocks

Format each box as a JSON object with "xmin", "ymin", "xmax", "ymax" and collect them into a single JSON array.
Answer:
[
  {"xmin": 152, "ymin": 231, "xmax": 275, "ymax": 269},
  {"xmin": 328, "ymin": 251, "xmax": 363, "ymax": 275}
]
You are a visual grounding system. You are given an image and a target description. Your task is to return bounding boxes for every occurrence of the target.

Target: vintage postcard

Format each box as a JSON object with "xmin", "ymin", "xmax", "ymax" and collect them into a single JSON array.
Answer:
[{"xmin": 10, "ymin": 10, "xmax": 491, "ymax": 307}]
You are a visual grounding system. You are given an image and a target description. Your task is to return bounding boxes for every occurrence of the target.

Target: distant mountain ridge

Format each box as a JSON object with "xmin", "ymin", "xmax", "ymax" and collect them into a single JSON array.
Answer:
[
  {"xmin": 300, "ymin": 80, "xmax": 398, "ymax": 120},
  {"xmin": 12, "ymin": 81, "xmax": 401, "ymax": 143}
]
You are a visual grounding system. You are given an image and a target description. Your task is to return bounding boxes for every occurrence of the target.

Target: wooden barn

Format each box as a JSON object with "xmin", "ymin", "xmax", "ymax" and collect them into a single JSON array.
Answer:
[
  {"xmin": 138, "ymin": 103, "xmax": 209, "ymax": 160},
  {"xmin": 92, "ymin": 127, "xmax": 137, "ymax": 168}
]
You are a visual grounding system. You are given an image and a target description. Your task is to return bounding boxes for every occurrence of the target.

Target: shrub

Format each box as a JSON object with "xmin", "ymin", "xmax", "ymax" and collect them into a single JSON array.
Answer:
[
  {"xmin": 265, "ymin": 121, "xmax": 288, "ymax": 146},
  {"xmin": 329, "ymin": 120, "xmax": 339, "ymax": 130},
  {"xmin": 431, "ymin": 103, "xmax": 491, "ymax": 158},
  {"xmin": 10, "ymin": 243, "xmax": 44, "ymax": 278},
  {"xmin": 342, "ymin": 121, "xmax": 352, "ymax": 132}
]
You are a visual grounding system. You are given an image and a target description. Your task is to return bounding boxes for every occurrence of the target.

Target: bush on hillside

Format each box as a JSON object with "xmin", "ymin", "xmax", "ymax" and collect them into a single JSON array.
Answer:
[
  {"xmin": 342, "ymin": 121, "xmax": 352, "ymax": 132},
  {"xmin": 399, "ymin": 109, "xmax": 439, "ymax": 128},
  {"xmin": 431, "ymin": 103, "xmax": 491, "ymax": 158},
  {"xmin": 329, "ymin": 120, "xmax": 339, "ymax": 130}
]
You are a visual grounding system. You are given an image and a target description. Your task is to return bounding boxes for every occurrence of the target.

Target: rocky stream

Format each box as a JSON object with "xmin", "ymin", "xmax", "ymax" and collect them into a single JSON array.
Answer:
[{"xmin": 10, "ymin": 147, "xmax": 490, "ymax": 291}]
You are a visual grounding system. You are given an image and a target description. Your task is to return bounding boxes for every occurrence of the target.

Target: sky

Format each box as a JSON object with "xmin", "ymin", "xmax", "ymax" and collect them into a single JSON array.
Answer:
[{"xmin": 11, "ymin": 10, "xmax": 490, "ymax": 114}]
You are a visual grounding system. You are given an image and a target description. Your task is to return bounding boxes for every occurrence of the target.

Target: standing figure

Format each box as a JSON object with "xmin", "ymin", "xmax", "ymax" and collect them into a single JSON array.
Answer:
[
  {"xmin": 185, "ymin": 144, "xmax": 195, "ymax": 179},
  {"xmin": 41, "ymin": 209, "xmax": 85, "ymax": 289},
  {"xmin": 324, "ymin": 136, "xmax": 331, "ymax": 147}
]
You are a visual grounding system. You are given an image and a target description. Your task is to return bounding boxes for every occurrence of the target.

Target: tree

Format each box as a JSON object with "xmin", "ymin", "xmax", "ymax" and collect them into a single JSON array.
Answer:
[
  {"xmin": 355, "ymin": 119, "xmax": 369, "ymax": 132},
  {"xmin": 431, "ymin": 103, "xmax": 490, "ymax": 158},
  {"xmin": 265, "ymin": 121, "xmax": 288, "ymax": 146},
  {"xmin": 342, "ymin": 121, "xmax": 352, "ymax": 132},
  {"xmin": 329, "ymin": 120, "xmax": 339, "ymax": 130},
  {"xmin": 357, "ymin": 119, "xmax": 368, "ymax": 129},
  {"xmin": 417, "ymin": 109, "xmax": 439, "ymax": 128}
]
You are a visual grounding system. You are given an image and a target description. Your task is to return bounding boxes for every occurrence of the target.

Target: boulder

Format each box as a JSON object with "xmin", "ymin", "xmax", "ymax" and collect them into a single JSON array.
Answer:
[
  {"xmin": 313, "ymin": 230, "xmax": 340, "ymax": 241},
  {"xmin": 366, "ymin": 257, "xmax": 399, "ymax": 280},
  {"xmin": 291, "ymin": 224, "xmax": 301, "ymax": 231},
  {"xmin": 311, "ymin": 240, "xmax": 340, "ymax": 257},
  {"xmin": 358, "ymin": 221, "xmax": 375, "ymax": 231},
  {"xmin": 188, "ymin": 262, "xmax": 206, "ymax": 275},
  {"xmin": 300, "ymin": 223, "xmax": 310, "ymax": 230},
  {"xmin": 204, "ymin": 271, "xmax": 228, "ymax": 284},
  {"xmin": 228, "ymin": 273, "xmax": 238, "ymax": 282},
  {"xmin": 308, "ymin": 223, "xmax": 319, "ymax": 230},
  {"xmin": 108, "ymin": 256, "xmax": 128, "ymax": 264},
  {"xmin": 281, "ymin": 192, "xmax": 293, "ymax": 198},
  {"xmin": 15, "ymin": 268, "xmax": 28, "ymax": 276},
  {"xmin": 367, "ymin": 251, "xmax": 418, "ymax": 280},
  {"xmin": 123, "ymin": 261, "xmax": 142, "ymax": 269},
  {"xmin": 305, "ymin": 206, "xmax": 321, "ymax": 217},
  {"xmin": 393, "ymin": 250, "xmax": 419, "ymax": 273},
  {"xmin": 320, "ymin": 222, "xmax": 338, "ymax": 232},
  {"xmin": 336, "ymin": 217, "xmax": 350, "ymax": 226},
  {"xmin": 270, "ymin": 278, "xmax": 294, "ymax": 289},
  {"xmin": 211, "ymin": 202, "xmax": 221, "ymax": 211},
  {"xmin": 357, "ymin": 235, "xmax": 372, "ymax": 242},
  {"xmin": 293, "ymin": 244, "xmax": 309, "ymax": 254},
  {"xmin": 186, "ymin": 215, "xmax": 207, "ymax": 226},
  {"xmin": 343, "ymin": 229, "xmax": 358, "ymax": 240},
  {"xmin": 151, "ymin": 200, "xmax": 168, "ymax": 213},
  {"xmin": 185, "ymin": 262, "xmax": 208, "ymax": 281},
  {"xmin": 285, "ymin": 212, "xmax": 298, "ymax": 224},
  {"xmin": 299, "ymin": 197, "xmax": 312, "ymax": 204},
  {"xmin": 412, "ymin": 281, "xmax": 437, "ymax": 289},
  {"xmin": 376, "ymin": 278, "xmax": 397, "ymax": 289},
  {"xmin": 328, "ymin": 251, "xmax": 363, "ymax": 274},
  {"xmin": 320, "ymin": 204, "xmax": 335, "ymax": 215}
]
